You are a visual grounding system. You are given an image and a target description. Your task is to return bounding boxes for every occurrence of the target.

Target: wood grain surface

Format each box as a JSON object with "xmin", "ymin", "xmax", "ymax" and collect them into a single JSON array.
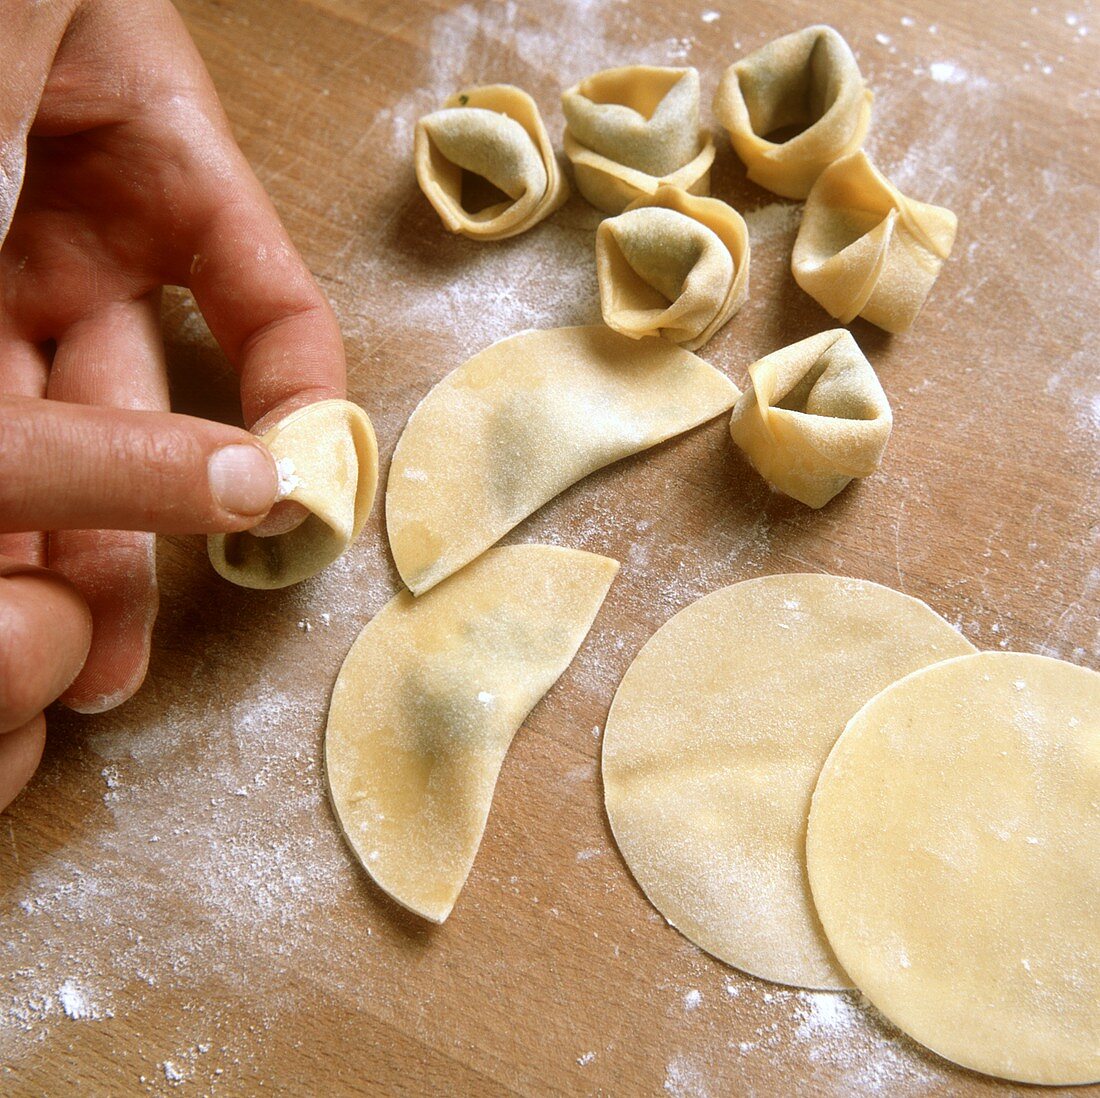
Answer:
[{"xmin": 2, "ymin": 0, "xmax": 1097, "ymax": 1094}]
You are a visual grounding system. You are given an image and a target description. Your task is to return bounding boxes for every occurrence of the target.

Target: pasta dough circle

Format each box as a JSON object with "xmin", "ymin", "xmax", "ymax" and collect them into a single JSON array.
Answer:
[
  {"xmin": 793, "ymin": 151, "xmax": 958, "ymax": 333},
  {"xmin": 208, "ymin": 399, "xmax": 378, "ymax": 589},
  {"xmin": 414, "ymin": 84, "xmax": 568, "ymax": 240},
  {"xmin": 729, "ymin": 329, "xmax": 892, "ymax": 508},
  {"xmin": 596, "ymin": 186, "xmax": 750, "ymax": 351},
  {"xmin": 562, "ymin": 66, "xmax": 715, "ymax": 214},
  {"xmin": 602, "ymin": 574, "xmax": 975, "ymax": 989},
  {"xmin": 714, "ymin": 25, "xmax": 872, "ymax": 200},
  {"xmin": 326, "ymin": 544, "xmax": 618, "ymax": 922},
  {"xmin": 807, "ymin": 652, "xmax": 1100, "ymax": 1085}
]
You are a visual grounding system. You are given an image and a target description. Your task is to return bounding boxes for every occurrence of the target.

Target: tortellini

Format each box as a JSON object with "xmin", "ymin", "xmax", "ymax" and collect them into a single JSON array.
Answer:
[
  {"xmin": 729, "ymin": 329, "xmax": 891, "ymax": 508},
  {"xmin": 208, "ymin": 400, "xmax": 378, "ymax": 589},
  {"xmin": 714, "ymin": 26, "xmax": 872, "ymax": 200},
  {"xmin": 414, "ymin": 84, "xmax": 568, "ymax": 240},
  {"xmin": 595, "ymin": 185, "xmax": 750, "ymax": 350},
  {"xmin": 562, "ymin": 66, "xmax": 715, "ymax": 214},
  {"xmin": 792, "ymin": 151, "xmax": 958, "ymax": 333}
]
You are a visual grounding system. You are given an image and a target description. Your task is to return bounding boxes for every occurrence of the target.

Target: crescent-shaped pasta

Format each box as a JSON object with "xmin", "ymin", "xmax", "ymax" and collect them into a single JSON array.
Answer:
[
  {"xmin": 414, "ymin": 84, "xmax": 568, "ymax": 240},
  {"xmin": 729, "ymin": 329, "xmax": 891, "ymax": 508},
  {"xmin": 793, "ymin": 151, "xmax": 959, "ymax": 333},
  {"xmin": 325, "ymin": 544, "xmax": 619, "ymax": 923},
  {"xmin": 562, "ymin": 66, "xmax": 715, "ymax": 214},
  {"xmin": 714, "ymin": 26, "xmax": 872, "ymax": 200},
  {"xmin": 596, "ymin": 185, "xmax": 750, "ymax": 350},
  {"xmin": 386, "ymin": 326, "xmax": 739, "ymax": 595},
  {"xmin": 208, "ymin": 399, "xmax": 378, "ymax": 589}
]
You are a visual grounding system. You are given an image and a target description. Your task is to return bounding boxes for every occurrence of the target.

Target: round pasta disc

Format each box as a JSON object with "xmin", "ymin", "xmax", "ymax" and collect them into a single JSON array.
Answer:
[
  {"xmin": 807, "ymin": 651, "xmax": 1100, "ymax": 1086},
  {"xmin": 602, "ymin": 573, "xmax": 975, "ymax": 989}
]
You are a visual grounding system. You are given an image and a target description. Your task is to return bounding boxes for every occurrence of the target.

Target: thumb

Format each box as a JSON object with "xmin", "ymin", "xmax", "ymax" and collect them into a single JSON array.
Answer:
[{"xmin": 0, "ymin": 397, "xmax": 280, "ymax": 534}]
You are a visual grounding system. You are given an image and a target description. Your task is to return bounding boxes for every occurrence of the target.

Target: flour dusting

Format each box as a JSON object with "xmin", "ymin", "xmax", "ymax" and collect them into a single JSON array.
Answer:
[
  {"xmin": 0, "ymin": 136, "xmax": 27, "ymax": 248},
  {"xmin": 744, "ymin": 203, "xmax": 801, "ymax": 241}
]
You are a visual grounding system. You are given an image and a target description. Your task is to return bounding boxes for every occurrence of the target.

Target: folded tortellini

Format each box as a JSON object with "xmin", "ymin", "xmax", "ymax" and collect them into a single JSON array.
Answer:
[
  {"xmin": 596, "ymin": 185, "xmax": 750, "ymax": 350},
  {"xmin": 792, "ymin": 151, "xmax": 958, "ymax": 333},
  {"xmin": 414, "ymin": 84, "xmax": 568, "ymax": 240},
  {"xmin": 729, "ymin": 329, "xmax": 891, "ymax": 507},
  {"xmin": 562, "ymin": 66, "xmax": 716, "ymax": 214},
  {"xmin": 714, "ymin": 26, "xmax": 872, "ymax": 200},
  {"xmin": 209, "ymin": 399, "xmax": 378, "ymax": 588}
]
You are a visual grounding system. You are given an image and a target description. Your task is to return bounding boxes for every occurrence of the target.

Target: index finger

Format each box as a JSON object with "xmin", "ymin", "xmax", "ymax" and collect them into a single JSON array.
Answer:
[
  {"xmin": 188, "ymin": 186, "xmax": 347, "ymax": 432},
  {"xmin": 154, "ymin": 40, "xmax": 348, "ymax": 434}
]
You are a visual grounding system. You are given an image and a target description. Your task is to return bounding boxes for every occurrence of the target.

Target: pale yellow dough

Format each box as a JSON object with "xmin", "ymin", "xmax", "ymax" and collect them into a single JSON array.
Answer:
[
  {"xmin": 208, "ymin": 399, "xmax": 378, "ymax": 589},
  {"xmin": 414, "ymin": 84, "xmax": 568, "ymax": 240},
  {"xmin": 793, "ymin": 150, "xmax": 958, "ymax": 333},
  {"xmin": 386, "ymin": 326, "xmax": 738, "ymax": 595},
  {"xmin": 808, "ymin": 652, "xmax": 1100, "ymax": 1086},
  {"xmin": 562, "ymin": 66, "xmax": 715, "ymax": 214},
  {"xmin": 729, "ymin": 329, "xmax": 891, "ymax": 508},
  {"xmin": 596, "ymin": 185, "xmax": 750, "ymax": 351},
  {"xmin": 714, "ymin": 26, "xmax": 872, "ymax": 200},
  {"xmin": 325, "ymin": 544, "xmax": 618, "ymax": 923},
  {"xmin": 602, "ymin": 574, "xmax": 975, "ymax": 989}
]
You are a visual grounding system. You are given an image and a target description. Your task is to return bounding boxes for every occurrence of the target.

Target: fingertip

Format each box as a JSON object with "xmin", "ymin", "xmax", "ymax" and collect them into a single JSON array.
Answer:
[
  {"xmin": 247, "ymin": 383, "xmax": 346, "ymax": 438},
  {"xmin": 247, "ymin": 499, "xmax": 310, "ymax": 538},
  {"xmin": 206, "ymin": 440, "xmax": 279, "ymax": 526},
  {"xmin": 0, "ymin": 715, "xmax": 46, "ymax": 814},
  {"xmin": 52, "ymin": 532, "xmax": 158, "ymax": 715},
  {"xmin": 0, "ymin": 568, "xmax": 92, "ymax": 731}
]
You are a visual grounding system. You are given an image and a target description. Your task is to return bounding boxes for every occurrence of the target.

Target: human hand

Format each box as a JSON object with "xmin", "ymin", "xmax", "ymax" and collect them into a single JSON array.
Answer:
[{"xmin": 0, "ymin": 0, "xmax": 347, "ymax": 810}]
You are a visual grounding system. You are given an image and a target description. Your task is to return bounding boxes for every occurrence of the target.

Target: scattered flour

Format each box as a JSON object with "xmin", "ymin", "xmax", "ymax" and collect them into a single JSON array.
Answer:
[
  {"xmin": 929, "ymin": 60, "xmax": 966, "ymax": 83},
  {"xmin": 664, "ymin": 1055, "xmax": 709, "ymax": 1097},
  {"xmin": 744, "ymin": 202, "xmax": 802, "ymax": 241},
  {"xmin": 58, "ymin": 980, "xmax": 100, "ymax": 1021}
]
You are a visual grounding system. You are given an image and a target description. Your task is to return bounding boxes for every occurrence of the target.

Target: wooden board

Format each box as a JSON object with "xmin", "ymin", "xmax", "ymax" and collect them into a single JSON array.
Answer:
[{"xmin": 2, "ymin": 1, "xmax": 1097, "ymax": 1094}]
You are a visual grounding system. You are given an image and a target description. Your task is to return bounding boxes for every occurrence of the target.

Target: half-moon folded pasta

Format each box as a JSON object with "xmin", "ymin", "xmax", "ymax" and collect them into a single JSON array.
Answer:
[
  {"xmin": 387, "ymin": 326, "xmax": 739, "ymax": 594},
  {"xmin": 414, "ymin": 84, "xmax": 568, "ymax": 240},
  {"xmin": 729, "ymin": 329, "xmax": 891, "ymax": 507},
  {"xmin": 209, "ymin": 399, "xmax": 378, "ymax": 589},
  {"xmin": 714, "ymin": 26, "xmax": 872, "ymax": 200},
  {"xmin": 596, "ymin": 185, "xmax": 750, "ymax": 350},
  {"xmin": 562, "ymin": 66, "xmax": 715, "ymax": 214},
  {"xmin": 325, "ymin": 544, "xmax": 619, "ymax": 923},
  {"xmin": 793, "ymin": 151, "xmax": 959, "ymax": 333}
]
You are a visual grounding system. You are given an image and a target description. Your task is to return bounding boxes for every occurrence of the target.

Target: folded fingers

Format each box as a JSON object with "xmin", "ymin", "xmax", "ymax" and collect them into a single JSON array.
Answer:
[
  {"xmin": 0, "ymin": 560, "xmax": 91, "ymax": 733},
  {"xmin": 0, "ymin": 560, "xmax": 90, "ymax": 813},
  {"xmin": 47, "ymin": 293, "xmax": 164, "ymax": 712}
]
